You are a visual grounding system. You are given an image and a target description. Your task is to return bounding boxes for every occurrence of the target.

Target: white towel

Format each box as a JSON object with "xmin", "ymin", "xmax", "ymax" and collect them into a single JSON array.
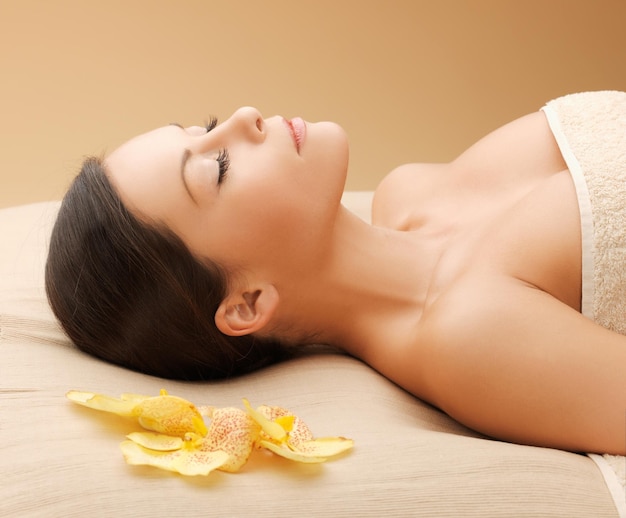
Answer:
[
  {"xmin": 543, "ymin": 91, "xmax": 626, "ymax": 518},
  {"xmin": 542, "ymin": 90, "xmax": 626, "ymax": 332}
]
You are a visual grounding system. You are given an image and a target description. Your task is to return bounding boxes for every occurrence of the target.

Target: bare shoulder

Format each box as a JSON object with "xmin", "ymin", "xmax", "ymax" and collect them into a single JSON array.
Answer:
[
  {"xmin": 452, "ymin": 111, "xmax": 566, "ymax": 180},
  {"xmin": 415, "ymin": 276, "xmax": 626, "ymax": 453},
  {"xmin": 372, "ymin": 162, "xmax": 450, "ymax": 230}
]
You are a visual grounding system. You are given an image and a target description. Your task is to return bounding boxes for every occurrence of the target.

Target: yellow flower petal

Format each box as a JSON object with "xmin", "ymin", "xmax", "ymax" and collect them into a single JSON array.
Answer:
[
  {"xmin": 259, "ymin": 437, "xmax": 353, "ymax": 463},
  {"xmin": 257, "ymin": 405, "xmax": 314, "ymax": 444},
  {"xmin": 70, "ymin": 390, "xmax": 354, "ymax": 476},
  {"xmin": 288, "ymin": 437, "xmax": 354, "ymax": 458},
  {"xmin": 136, "ymin": 395, "xmax": 208, "ymax": 437},
  {"xmin": 67, "ymin": 390, "xmax": 208, "ymax": 438},
  {"xmin": 258, "ymin": 440, "xmax": 327, "ymax": 463},
  {"xmin": 120, "ymin": 440, "xmax": 230, "ymax": 476},
  {"xmin": 120, "ymin": 393, "xmax": 152, "ymax": 403},
  {"xmin": 255, "ymin": 405, "xmax": 354, "ymax": 461},
  {"xmin": 66, "ymin": 390, "xmax": 144, "ymax": 417},
  {"xmin": 274, "ymin": 415, "xmax": 295, "ymax": 432},
  {"xmin": 243, "ymin": 399, "xmax": 286, "ymax": 442},
  {"xmin": 203, "ymin": 407, "xmax": 260, "ymax": 472},
  {"xmin": 126, "ymin": 432, "xmax": 184, "ymax": 452}
]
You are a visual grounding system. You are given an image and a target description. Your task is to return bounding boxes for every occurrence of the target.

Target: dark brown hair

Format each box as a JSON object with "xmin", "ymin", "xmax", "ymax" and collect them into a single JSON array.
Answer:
[{"xmin": 45, "ymin": 157, "xmax": 289, "ymax": 380}]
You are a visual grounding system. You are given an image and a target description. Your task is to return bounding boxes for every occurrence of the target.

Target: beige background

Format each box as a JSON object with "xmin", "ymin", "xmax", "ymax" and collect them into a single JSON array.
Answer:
[{"xmin": 1, "ymin": 0, "xmax": 625, "ymax": 208}]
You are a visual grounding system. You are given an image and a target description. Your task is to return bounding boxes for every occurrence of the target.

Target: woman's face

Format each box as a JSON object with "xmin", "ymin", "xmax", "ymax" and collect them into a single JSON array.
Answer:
[{"xmin": 105, "ymin": 107, "xmax": 349, "ymax": 274}]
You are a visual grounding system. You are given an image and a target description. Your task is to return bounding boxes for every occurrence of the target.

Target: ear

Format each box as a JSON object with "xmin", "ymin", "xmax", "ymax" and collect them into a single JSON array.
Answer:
[{"xmin": 214, "ymin": 285, "xmax": 279, "ymax": 337}]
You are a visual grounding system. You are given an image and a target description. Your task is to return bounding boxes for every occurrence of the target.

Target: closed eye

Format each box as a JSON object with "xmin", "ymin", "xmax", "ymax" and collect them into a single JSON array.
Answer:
[
  {"xmin": 172, "ymin": 117, "xmax": 227, "ymax": 192},
  {"xmin": 216, "ymin": 149, "xmax": 230, "ymax": 185}
]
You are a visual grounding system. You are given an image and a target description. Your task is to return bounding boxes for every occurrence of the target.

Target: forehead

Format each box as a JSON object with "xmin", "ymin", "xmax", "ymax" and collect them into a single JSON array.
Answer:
[
  {"xmin": 105, "ymin": 125, "xmax": 187, "ymax": 196},
  {"xmin": 104, "ymin": 125, "xmax": 189, "ymax": 221},
  {"xmin": 107, "ymin": 125, "xmax": 181, "ymax": 170}
]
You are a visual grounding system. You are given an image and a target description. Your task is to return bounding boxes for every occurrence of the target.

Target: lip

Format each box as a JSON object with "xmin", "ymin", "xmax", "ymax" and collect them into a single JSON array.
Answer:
[{"xmin": 284, "ymin": 117, "xmax": 306, "ymax": 154}]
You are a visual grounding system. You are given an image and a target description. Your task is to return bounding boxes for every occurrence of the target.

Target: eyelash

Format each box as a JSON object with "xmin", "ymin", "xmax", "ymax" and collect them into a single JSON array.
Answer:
[
  {"xmin": 204, "ymin": 117, "xmax": 218, "ymax": 132},
  {"xmin": 204, "ymin": 117, "xmax": 230, "ymax": 184},
  {"xmin": 216, "ymin": 149, "xmax": 230, "ymax": 184}
]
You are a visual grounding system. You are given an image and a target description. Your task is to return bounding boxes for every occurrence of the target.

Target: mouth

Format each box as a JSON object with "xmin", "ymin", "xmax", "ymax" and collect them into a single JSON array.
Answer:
[{"xmin": 284, "ymin": 117, "xmax": 306, "ymax": 154}]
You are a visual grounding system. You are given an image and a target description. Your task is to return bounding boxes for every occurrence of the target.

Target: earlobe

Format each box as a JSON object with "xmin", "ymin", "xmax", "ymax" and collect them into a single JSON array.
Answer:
[{"xmin": 215, "ymin": 285, "xmax": 279, "ymax": 337}]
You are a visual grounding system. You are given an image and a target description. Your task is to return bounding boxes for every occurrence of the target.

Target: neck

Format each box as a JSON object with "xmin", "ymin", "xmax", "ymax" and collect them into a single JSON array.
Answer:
[{"xmin": 274, "ymin": 205, "xmax": 445, "ymax": 358}]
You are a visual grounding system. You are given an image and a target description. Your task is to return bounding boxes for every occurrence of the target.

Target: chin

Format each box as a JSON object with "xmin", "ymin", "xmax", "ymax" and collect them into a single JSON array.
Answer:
[
  {"xmin": 311, "ymin": 121, "xmax": 349, "ymax": 171},
  {"xmin": 331, "ymin": 124, "xmax": 350, "ymax": 188},
  {"xmin": 316, "ymin": 120, "xmax": 348, "ymax": 144},
  {"xmin": 301, "ymin": 121, "xmax": 350, "ymax": 205}
]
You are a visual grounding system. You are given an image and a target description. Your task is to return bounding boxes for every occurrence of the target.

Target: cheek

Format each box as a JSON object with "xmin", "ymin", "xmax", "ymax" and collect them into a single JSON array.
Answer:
[{"xmin": 231, "ymin": 194, "xmax": 307, "ymax": 254}]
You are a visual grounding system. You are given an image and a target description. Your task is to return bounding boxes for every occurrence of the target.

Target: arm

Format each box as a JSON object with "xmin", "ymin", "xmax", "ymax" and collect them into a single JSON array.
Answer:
[{"xmin": 422, "ymin": 277, "xmax": 626, "ymax": 454}]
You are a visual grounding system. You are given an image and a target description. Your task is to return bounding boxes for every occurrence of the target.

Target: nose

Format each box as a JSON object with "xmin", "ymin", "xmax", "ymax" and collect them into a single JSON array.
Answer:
[{"xmin": 226, "ymin": 106, "xmax": 265, "ymax": 143}]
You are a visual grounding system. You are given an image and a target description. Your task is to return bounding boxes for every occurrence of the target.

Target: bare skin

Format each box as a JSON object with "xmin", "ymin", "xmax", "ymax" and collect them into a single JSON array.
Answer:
[
  {"xmin": 368, "ymin": 111, "xmax": 626, "ymax": 454},
  {"xmin": 107, "ymin": 107, "xmax": 626, "ymax": 455}
]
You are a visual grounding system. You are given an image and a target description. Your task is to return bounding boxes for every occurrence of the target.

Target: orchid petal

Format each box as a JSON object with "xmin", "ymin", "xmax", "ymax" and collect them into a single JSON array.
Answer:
[
  {"xmin": 243, "ymin": 398, "xmax": 286, "ymax": 441},
  {"xmin": 126, "ymin": 432, "xmax": 184, "ymax": 452},
  {"xmin": 257, "ymin": 405, "xmax": 314, "ymax": 444},
  {"xmin": 288, "ymin": 437, "xmax": 355, "ymax": 457},
  {"xmin": 67, "ymin": 390, "xmax": 208, "ymax": 438},
  {"xmin": 274, "ymin": 415, "xmax": 295, "ymax": 432},
  {"xmin": 259, "ymin": 437, "xmax": 353, "ymax": 462},
  {"xmin": 120, "ymin": 440, "xmax": 230, "ymax": 476},
  {"xmin": 69, "ymin": 389, "xmax": 354, "ymax": 476},
  {"xmin": 203, "ymin": 407, "xmax": 260, "ymax": 472},
  {"xmin": 66, "ymin": 390, "xmax": 143, "ymax": 417},
  {"xmin": 136, "ymin": 395, "xmax": 208, "ymax": 437},
  {"xmin": 120, "ymin": 393, "xmax": 152, "ymax": 403},
  {"xmin": 258, "ymin": 440, "xmax": 327, "ymax": 463},
  {"xmin": 255, "ymin": 405, "xmax": 354, "ymax": 461}
]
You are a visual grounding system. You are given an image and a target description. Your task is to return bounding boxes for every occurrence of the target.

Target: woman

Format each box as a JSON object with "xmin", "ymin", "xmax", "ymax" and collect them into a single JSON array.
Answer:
[{"xmin": 46, "ymin": 91, "xmax": 626, "ymax": 455}]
